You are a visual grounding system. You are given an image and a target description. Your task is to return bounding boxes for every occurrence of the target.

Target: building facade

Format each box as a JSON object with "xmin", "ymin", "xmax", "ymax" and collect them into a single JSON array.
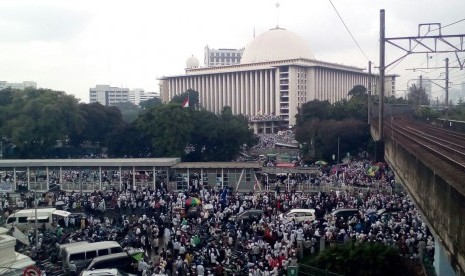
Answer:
[
  {"xmin": 204, "ymin": 46, "xmax": 244, "ymax": 67},
  {"xmin": 161, "ymin": 28, "xmax": 397, "ymax": 129},
  {"xmin": 129, "ymin": 89, "xmax": 159, "ymax": 105},
  {"xmin": 89, "ymin": 85, "xmax": 130, "ymax": 106},
  {"xmin": 0, "ymin": 81, "xmax": 37, "ymax": 90}
]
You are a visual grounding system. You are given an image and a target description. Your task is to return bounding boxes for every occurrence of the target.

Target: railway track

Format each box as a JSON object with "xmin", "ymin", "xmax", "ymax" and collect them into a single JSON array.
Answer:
[{"xmin": 385, "ymin": 118, "xmax": 465, "ymax": 173}]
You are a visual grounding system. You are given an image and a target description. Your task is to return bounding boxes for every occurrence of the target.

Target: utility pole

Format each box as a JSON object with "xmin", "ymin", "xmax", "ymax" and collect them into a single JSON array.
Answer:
[
  {"xmin": 35, "ymin": 191, "xmax": 38, "ymax": 250},
  {"xmin": 379, "ymin": 9, "xmax": 385, "ymax": 140},
  {"xmin": 79, "ymin": 167, "xmax": 83, "ymax": 195},
  {"xmin": 419, "ymin": 75, "xmax": 423, "ymax": 109},
  {"xmin": 445, "ymin": 58, "xmax": 449, "ymax": 119},
  {"xmin": 368, "ymin": 61, "xmax": 372, "ymax": 124}
]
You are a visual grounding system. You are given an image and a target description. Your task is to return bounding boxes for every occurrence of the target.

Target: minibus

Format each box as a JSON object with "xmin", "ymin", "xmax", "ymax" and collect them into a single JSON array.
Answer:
[
  {"xmin": 62, "ymin": 241, "xmax": 123, "ymax": 272},
  {"xmin": 5, "ymin": 208, "xmax": 71, "ymax": 231}
]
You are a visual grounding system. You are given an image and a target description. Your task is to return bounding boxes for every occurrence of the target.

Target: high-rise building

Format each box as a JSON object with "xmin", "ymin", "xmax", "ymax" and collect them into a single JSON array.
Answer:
[
  {"xmin": 89, "ymin": 85, "xmax": 130, "ymax": 106},
  {"xmin": 129, "ymin": 89, "xmax": 159, "ymax": 105},
  {"xmin": 0, "ymin": 81, "xmax": 37, "ymax": 90},
  {"xmin": 160, "ymin": 27, "xmax": 397, "ymax": 132},
  {"xmin": 204, "ymin": 46, "xmax": 244, "ymax": 67}
]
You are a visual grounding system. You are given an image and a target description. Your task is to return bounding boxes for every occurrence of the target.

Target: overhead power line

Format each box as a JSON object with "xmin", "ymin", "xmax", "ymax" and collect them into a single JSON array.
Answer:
[
  {"xmin": 328, "ymin": 0, "xmax": 371, "ymax": 62},
  {"xmin": 431, "ymin": 18, "xmax": 465, "ymax": 32}
]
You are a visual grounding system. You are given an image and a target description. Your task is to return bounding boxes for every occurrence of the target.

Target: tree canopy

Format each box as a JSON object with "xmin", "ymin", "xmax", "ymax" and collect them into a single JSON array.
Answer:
[
  {"xmin": 135, "ymin": 104, "xmax": 255, "ymax": 160},
  {"xmin": 0, "ymin": 87, "xmax": 255, "ymax": 160},
  {"xmin": 306, "ymin": 242, "xmax": 416, "ymax": 276},
  {"xmin": 294, "ymin": 85, "xmax": 370, "ymax": 161},
  {"xmin": 170, "ymin": 89, "xmax": 200, "ymax": 109},
  {"xmin": 0, "ymin": 88, "xmax": 84, "ymax": 158}
]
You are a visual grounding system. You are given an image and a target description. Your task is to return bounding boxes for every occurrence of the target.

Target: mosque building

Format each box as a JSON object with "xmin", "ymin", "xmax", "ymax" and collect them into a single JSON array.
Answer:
[{"xmin": 160, "ymin": 27, "xmax": 396, "ymax": 133}]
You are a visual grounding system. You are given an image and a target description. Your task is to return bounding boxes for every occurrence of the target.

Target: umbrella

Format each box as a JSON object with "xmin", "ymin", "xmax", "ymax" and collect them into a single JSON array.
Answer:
[
  {"xmin": 365, "ymin": 166, "xmax": 380, "ymax": 177},
  {"xmin": 185, "ymin": 197, "xmax": 201, "ymax": 207},
  {"xmin": 315, "ymin": 160, "xmax": 328, "ymax": 166},
  {"xmin": 131, "ymin": 251, "xmax": 145, "ymax": 261}
]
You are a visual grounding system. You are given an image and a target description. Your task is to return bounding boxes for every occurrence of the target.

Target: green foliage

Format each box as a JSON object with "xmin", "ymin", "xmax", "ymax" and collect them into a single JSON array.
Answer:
[
  {"xmin": 139, "ymin": 97, "xmax": 162, "ymax": 110},
  {"xmin": 170, "ymin": 89, "xmax": 200, "ymax": 109},
  {"xmin": 71, "ymin": 103, "xmax": 125, "ymax": 147},
  {"xmin": 296, "ymin": 100, "xmax": 331, "ymax": 125},
  {"xmin": 112, "ymin": 101, "xmax": 141, "ymax": 123},
  {"xmin": 136, "ymin": 104, "xmax": 193, "ymax": 157},
  {"xmin": 105, "ymin": 124, "xmax": 151, "ymax": 157},
  {"xmin": 449, "ymin": 101, "xmax": 465, "ymax": 121},
  {"xmin": 307, "ymin": 242, "xmax": 414, "ymax": 276},
  {"xmin": 414, "ymin": 106, "xmax": 440, "ymax": 121},
  {"xmin": 136, "ymin": 104, "xmax": 256, "ymax": 161},
  {"xmin": 0, "ymin": 88, "xmax": 84, "ymax": 158},
  {"xmin": 408, "ymin": 84, "xmax": 429, "ymax": 108},
  {"xmin": 295, "ymin": 85, "xmax": 370, "ymax": 161},
  {"xmin": 0, "ymin": 87, "xmax": 253, "ymax": 160}
]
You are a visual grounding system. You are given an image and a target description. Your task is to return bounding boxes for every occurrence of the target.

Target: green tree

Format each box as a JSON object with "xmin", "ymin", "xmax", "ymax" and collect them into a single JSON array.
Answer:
[
  {"xmin": 71, "ymin": 103, "xmax": 125, "ymax": 148},
  {"xmin": 139, "ymin": 97, "xmax": 162, "ymax": 110},
  {"xmin": 112, "ymin": 101, "xmax": 141, "ymax": 123},
  {"xmin": 449, "ymin": 101, "xmax": 465, "ymax": 120},
  {"xmin": 106, "ymin": 124, "xmax": 151, "ymax": 157},
  {"xmin": 136, "ymin": 104, "xmax": 194, "ymax": 157},
  {"xmin": 170, "ymin": 89, "xmax": 200, "ymax": 109},
  {"xmin": 294, "ymin": 86, "xmax": 370, "ymax": 161},
  {"xmin": 0, "ymin": 88, "xmax": 84, "ymax": 158},
  {"xmin": 408, "ymin": 84, "xmax": 429, "ymax": 111},
  {"xmin": 307, "ymin": 242, "xmax": 415, "ymax": 276},
  {"xmin": 296, "ymin": 100, "xmax": 331, "ymax": 126}
]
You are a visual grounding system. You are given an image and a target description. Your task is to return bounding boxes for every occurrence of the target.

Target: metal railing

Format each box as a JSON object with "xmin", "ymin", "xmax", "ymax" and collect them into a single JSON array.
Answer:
[{"xmin": 297, "ymin": 263, "xmax": 344, "ymax": 276}]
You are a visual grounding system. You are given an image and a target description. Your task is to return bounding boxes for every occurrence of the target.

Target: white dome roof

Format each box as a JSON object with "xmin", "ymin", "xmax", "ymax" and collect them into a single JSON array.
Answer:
[
  {"xmin": 186, "ymin": 55, "xmax": 200, "ymax": 69},
  {"xmin": 241, "ymin": 27, "xmax": 314, "ymax": 64}
]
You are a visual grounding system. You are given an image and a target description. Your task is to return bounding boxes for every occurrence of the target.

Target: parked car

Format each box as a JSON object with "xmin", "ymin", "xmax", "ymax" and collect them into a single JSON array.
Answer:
[
  {"xmin": 279, "ymin": 209, "xmax": 316, "ymax": 224},
  {"xmin": 229, "ymin": 209, "xmax": 264, "ymax": 224},
  {"xmin": 376, "ymin": 207, "xmax": 403, "ymax": 217},
  {"xmin": 330, "ymin": 208, "xmax": 360, "ymax": 221},
  {"xmin": 84, "ymin": 252, "xmax": 137, "ymax": 274}
]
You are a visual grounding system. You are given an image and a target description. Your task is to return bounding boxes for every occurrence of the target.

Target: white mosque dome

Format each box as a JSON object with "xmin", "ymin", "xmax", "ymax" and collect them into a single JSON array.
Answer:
[
  {"xmin": 241, "ymin": 27, "xmax": 314, "ymax": 64},
  {"xmin": 186, "ymin": 55, "xmax": 200, "ymax": 69}
]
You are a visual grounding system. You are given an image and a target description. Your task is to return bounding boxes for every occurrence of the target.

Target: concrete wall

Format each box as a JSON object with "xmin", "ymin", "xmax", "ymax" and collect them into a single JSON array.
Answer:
[{"xmin": 383, "ymin": 132, "xmax": 465, "ymax": 275}]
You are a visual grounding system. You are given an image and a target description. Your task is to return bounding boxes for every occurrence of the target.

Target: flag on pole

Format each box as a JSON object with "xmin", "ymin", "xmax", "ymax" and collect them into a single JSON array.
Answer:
[{"xmin": 182, "ymin": 96, "xmax": 189, "ymax": 108}]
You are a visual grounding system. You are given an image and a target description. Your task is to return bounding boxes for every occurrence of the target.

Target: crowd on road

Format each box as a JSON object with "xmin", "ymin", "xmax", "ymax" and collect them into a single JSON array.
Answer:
[
  {"xmin": 1, "ymin": 155, "xmax": 435, "ymax": 276},
  {"xmin": 251, "ymin": 131, "xmax": 297, "ymax": 151}
]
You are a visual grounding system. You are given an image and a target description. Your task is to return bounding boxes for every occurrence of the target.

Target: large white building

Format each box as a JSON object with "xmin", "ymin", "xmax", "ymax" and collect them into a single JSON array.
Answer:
[
  {"xmin": 129, "ymin": 89, "xmax": 159, "ymax": 105},
  {"xmin": 0, "ymin": 81, "xmax": 37, "ymax": 90},
  {"xmin": 204, "ymin": 46, "xmax": 244, "ymax": 67},
  {"xmin": 160, "ymin": 27, "xmax": 396, "ymax": 131},
  {"xmin": 90, "ymin": 85, "xmax": 159, "ymax": 106},
  {"xmin": 89, "ymin": 85, "xmax": 130, "ymax": 106}
]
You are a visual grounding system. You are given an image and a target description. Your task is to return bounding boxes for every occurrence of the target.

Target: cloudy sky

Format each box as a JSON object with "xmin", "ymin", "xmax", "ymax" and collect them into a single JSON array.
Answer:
[{"xmin": 0, "ymin": 0, "xmax": 464, "ymax": 102}]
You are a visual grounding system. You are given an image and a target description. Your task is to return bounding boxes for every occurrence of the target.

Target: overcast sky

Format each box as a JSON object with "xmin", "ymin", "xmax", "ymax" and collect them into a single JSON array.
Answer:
[{"xmin": 1, "ymin": 0, "xmax": 464, "ymax": 102}]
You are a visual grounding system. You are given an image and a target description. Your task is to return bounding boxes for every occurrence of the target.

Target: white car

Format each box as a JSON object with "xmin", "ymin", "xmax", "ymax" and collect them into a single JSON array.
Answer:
[
  {"xmin": 280, "ymin": 209, "xmax": 316, "ymax": 224},
  {"xmin": 80, "ymin": 268, "xmax": 136, "ymax": 276}
]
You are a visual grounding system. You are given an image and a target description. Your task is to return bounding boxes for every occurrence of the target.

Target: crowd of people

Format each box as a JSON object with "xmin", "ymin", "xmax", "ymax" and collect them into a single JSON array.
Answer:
[
  {"xmin": 251, "ymin": 131, "xmax": 297, "ymax": 151},
  {"xmin": 0, "ymin": 155, "xmax": 435, "ymax": 276}
]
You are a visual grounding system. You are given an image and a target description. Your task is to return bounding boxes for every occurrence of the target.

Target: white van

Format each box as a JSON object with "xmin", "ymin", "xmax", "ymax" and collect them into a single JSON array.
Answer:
[
  {"xmin": 80, "ymin": 268, "xmax": 136, "ymax": 276},
  {"xmin": 58, "ymin": 241, "xmax": 90, "ymax": 261},
  {"xmin": 63, "ymin": 241, "xmax": 124, "ymax": 272},
  {"xmin": 280, "ymin": 209, "xmax": 316, "ymax": 224},
  {"xmin": 5, "ymin": 208, "xmax": 71, "ymax": 232}
]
